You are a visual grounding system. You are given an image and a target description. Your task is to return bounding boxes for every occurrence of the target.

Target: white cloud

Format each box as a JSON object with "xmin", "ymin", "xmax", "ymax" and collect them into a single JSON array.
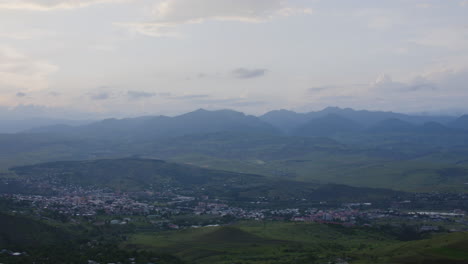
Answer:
[
  {"xmin": 0, "ymin": 0, "xmax": 127, "ymax": 11},
  {"xmin": 121, "ymin": 0, "xmax": 312, "ymax": 37},
  {"xmin": 0, "ymin": 46, "xmax": 58, "ymax": 92},
  {"xmin": 370, "ymin": 73, "xmax": 438, "ymax": 93},
  {"xmin": 117, "ymin": 22, "xmax": 182, "ymax": 38},
  {"xmin": 369, "ymin": 67, "xmax": 468, "ymax": 97},
  {"xmin": 302, "ymin": 69, "xmax": 468, "ymax": 114}
]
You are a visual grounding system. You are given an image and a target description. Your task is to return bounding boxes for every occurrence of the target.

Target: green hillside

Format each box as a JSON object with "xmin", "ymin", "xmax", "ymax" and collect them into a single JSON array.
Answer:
[
  {"xmin": 123, "ymin": 222, "xmax": 397, "ymax": 264},
  {"xmin": 10, "ymin": 158, "xmax": 401, "ymax": 202},
  {"xmin": 356, "ymin": 232, "xmax": 468, "ymax": 264},
  {"xmin": 123, "ymin": 223, "xmax": 468, "ymax": 264},
  {"xmin": 0, "ymin": 212, "xmax": 70, "ymax": 248}
]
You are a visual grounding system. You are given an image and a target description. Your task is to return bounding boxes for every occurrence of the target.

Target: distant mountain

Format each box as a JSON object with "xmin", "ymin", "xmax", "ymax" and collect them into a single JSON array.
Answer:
[
  {"xmin": 26, "ymin": 123, "xmax": 75, "ymax": 134},
  {"xmin": 292, "ymin": 114, "xmax": 362, "ymax": 137},
  {"xmin": 168, "ymin": 109, "xmax": 278, "ymax": 136},
  {"xmin": 316, "ymin": 107, "xmax": 457, "ymax": 126},
  {"xmin": 0, "ymin": 118, "xmax": 92, "ymax": 134},
  {"xmin": 70, "ymin": 115, "xmax": 170, "ymax": 139},
  {"xmin": 22, "ymin": 107, "xmax": 462, "ymax": 137},
  {"xmin": 260, "ymin": 107, "xmax": 457, "ymax": 132},
  {"xmin": 259, "ymin": 109, "xmax": 309, "ymax": 133},
  {"xmin": 448, "ymin": 115, "xmax": 468, "ymax": 130},
  {"xmin": 26, "ymin": 109, "xmax": 279, "ymax": 140},
  {"xmin": 367, "ymin": 118, "xmax": 416, "ymax": 133},
  {"xmin": 313, "ymin": 107, "xmax": 412, "ymax": 126}
]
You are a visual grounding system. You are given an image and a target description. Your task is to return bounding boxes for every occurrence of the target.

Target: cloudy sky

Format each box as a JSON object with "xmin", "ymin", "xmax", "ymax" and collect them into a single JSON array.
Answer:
[{"xmin": 1, "ymin": 0, "xmax": 468, "ymax": 118}]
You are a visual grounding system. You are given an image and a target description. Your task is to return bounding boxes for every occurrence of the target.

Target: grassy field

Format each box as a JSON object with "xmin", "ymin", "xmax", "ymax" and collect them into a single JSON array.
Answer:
[
  {"xmin": 122, "ymin": 221, "xmax": 468, "ymax": 264},
  {"xmin": 123, "ymin": 222, "xmax": 398, "ymax": 264},
  {"xmin": 2, "ymin": 210, "xmax": 468, "ymax": 264},
  {"xmin": 168, "ymin": 152, "xmax": 468, "ymax": 192},
  {"xmin": 354, "ymin": 232, "xmax": 468, "ymax": 264}
]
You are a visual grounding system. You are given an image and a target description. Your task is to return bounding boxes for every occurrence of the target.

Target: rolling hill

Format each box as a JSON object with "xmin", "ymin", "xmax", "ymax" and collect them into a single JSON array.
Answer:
[
  {"xmin": 10, "ymin": 158, "xmax": 402, "ymax": 202},
  {"xmin": 360, "ymin": 231, "xmax": 468, "ymax": 264}
]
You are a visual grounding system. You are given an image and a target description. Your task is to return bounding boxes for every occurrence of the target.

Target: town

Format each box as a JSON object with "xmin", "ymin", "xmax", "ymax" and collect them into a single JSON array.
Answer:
[{"xmin": 2, "ymin": 177, "xmax": 467, "ymax": 233}]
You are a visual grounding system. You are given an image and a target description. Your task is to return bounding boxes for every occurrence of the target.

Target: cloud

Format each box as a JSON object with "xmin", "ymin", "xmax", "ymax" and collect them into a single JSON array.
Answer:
[
  {"xmin": 232, "ymin": 68, "xmax": 267, "ymax": 79},
  {"xmin": 0, "ymin": 0, "xmax": 126, "ymax": 11},
  {"xmin": 126, "ymin": 91, "xmax": 210, "ymax": 101},
  {"xmin": 371, "ymin": 74, "xmax": 399, "ymax": 89},
  {"xmin": 228, "ymin": 100, "xmax": 266, "ymax": 107},
  {"xmin": 422, "ymin": 68, "xmax": 468, "ymax": 92},
  {"xmin": 126, "ymin": 90, "xmax": 156, "ymax": 100},
  {"xmin": 301, "ymin": 69, "xmax": 468, "ymax": 114},
  {"xmin": 170, "ymin": 94, "xmax": 210, "ymax": 100},
  {"xmin": 0, "ymin": 46, "xmax": 58, "ymax": 91},
  {"xmin": 180, "ymin": 95, "xmax": 265, "ymax": 107},
  {"xmin": 117, "ymin": 23, "xmax": 182, "ymax": 38},
  {"xmin": 126, "ymin": 92, "xmax": 205, "ymax": 101},
  {"xmin": 371, "ymin": 68, "xmax": 468, "ymax": 96},
  {"xmin": 405, "ymin": 83, "xmax": 437, "ymax": 92},
  {"xmin": 90, "ymin": 92, "xmax": 111, "ymax": 100},
  {"xmin": 16, "ymin": 92, "xmax": 26, "ymax": 97},
  {"xmin": 371, "ymin": 74, "xmax": 438, "ymax": 93},
  {"xmin": 366, "ymin": 70, "xmax": 468, "ymax": 113},
  {"xmin": 120, "ymin": 0, "xmax": 312, "ymax": 37},
  {"xmin": 159, "ymin": 93, "xmax": 263, "ymax": 107},
  {"xmin": 308, "ymin": 85, "xmax": 337, "ymax": 93}
]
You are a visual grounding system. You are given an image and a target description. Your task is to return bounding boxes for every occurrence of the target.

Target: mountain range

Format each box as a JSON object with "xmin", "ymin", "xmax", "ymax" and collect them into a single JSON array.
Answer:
[{"xmin": 20, "ymin": 107, "xmax": 468, "ymax": 139}]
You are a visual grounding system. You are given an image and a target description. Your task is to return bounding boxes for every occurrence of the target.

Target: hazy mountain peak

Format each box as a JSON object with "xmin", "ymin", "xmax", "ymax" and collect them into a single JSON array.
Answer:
[
  {"xmin": 183, "ymin": 108, "xmax": 245, "ymax": 117},
  {"xmin": 192, "ymin": 108, "xmax": 209, "ymax": 113},
  {"xmin": 322, "ymin": 106, "xmax": 344, "ymax": 111},
  {"xmin": 259, "ymin": 109, "xmax": 307, "ymax": 133}
]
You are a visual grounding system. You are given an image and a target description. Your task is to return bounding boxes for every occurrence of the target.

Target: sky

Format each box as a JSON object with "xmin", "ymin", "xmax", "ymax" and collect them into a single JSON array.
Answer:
[{"xmin": 1, "ymin": 0, "xmax": 468, "ymax": 119}]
